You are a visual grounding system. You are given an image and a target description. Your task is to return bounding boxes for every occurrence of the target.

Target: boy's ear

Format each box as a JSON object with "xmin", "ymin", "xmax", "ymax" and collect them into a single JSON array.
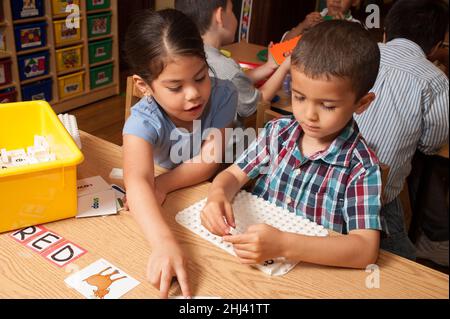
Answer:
[
  {"xmin": 132, "ymin": 75, "xmax": 153, "ymax": 96},
  {"xmin": 354, "ymin": 92, "xmax": 376, "ymax": 115},
  {"xmin": 352, "ymin": 0, "xmax": 361, "ymax": 8}
]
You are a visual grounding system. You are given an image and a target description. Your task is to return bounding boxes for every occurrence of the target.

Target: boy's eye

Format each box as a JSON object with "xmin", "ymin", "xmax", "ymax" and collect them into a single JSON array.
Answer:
[
  {"xmin": 294, "ymin": 95, "xmax": 306, "ymax": 102},
  {"xmin": 322, "ymin": 105, "xmax": 336, "ymax": 111},
  {"xmin": 168, "ymin": 86, "xmax": 182, "ymax": 92}
]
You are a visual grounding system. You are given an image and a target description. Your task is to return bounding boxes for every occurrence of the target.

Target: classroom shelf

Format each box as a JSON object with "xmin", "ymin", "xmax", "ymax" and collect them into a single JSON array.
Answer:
[
  {"xmin": 54, "ymin": 40, "xmax": 84, "ymax": 50},
  {"xmin": 16, "ymin": 46, "xmax": 51, "ymax": 56},
  {"xmin": 90, "ymin": 58, "xmax": 114, "ymax": 68},
  {"xmin": 88, "ymin": 34, "xmax": 113, "ymax": 42},
  {"xmin": 12, "ymin": 17, "xmax": 47, "ymax": 25},
  {"xmin": 0, "ymin": 51, "xmax": 11, "ymax": 59},
  {"xmin": 1, "ymin": 0, "xmax": 119, "ymax": 111},
  {"xmin": 20, "ymin": 74, "xmax": 52, "ymax": 86},
  {"xmin": 0, "ymin": 82, "xmax": 16, "ymax": 91}
]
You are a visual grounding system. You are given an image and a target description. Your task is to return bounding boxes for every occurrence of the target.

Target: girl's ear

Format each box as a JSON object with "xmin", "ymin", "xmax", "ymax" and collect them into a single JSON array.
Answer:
[
  {"xmin": 354, "ymin": 92, "xmax": 376, "ymax": 115},
  {"xmin": 132, "ymin": 75, "xmax": 153, "ymax": 96},
  {"xmin": 214, "ymin": 6, "xmax": 225, "ymax": 28}
]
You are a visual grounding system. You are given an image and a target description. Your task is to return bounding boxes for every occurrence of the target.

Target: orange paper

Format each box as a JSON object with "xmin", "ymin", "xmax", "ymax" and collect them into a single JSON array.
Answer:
[{"xmin": 269, "ymin": 36, "xmax": 301, "ymax": 65}]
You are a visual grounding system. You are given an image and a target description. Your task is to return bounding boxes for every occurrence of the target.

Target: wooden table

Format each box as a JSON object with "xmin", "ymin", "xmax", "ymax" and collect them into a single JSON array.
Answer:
[{"xmin": 0, "ymin": 131, "xmax": 448, "ymax": 298}]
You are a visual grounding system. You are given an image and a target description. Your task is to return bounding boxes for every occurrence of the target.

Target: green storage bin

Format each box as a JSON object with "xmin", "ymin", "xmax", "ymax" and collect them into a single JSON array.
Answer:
[
  {"xmin": 87, "ymin": 12, "xmax": 111, "ymax": 38},
  {"xmin": 87, "ymin": 0, "xmax": 110, "ymax": 11},
  {"xmin": 90, "ymin": 63, "xmax": 113, "ymax": 89},
  {"xmin": 89, "ymin": 38, "xmax": 112, "ymax": 64}
]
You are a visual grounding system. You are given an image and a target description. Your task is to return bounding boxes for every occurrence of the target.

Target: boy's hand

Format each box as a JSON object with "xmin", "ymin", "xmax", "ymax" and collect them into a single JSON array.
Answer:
[
  {"xmin": 201, "ymin": 192, "xmax": 236, "ymax": 236},
  {"xmin": 146, "ymin": 239, "xmax": 191, "ymax": 299},
  {"xmin": 300, "ymin": 12, "xmax": 323, "ymax": 31},
  {"xmin": 223, "ymin": 224, "xmax": 285, "ymax": 264}
]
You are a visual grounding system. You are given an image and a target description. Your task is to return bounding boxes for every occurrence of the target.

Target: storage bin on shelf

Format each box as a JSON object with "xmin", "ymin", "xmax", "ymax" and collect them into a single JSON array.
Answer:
[
  {"xmin": 89, "ymin": 63, "xmax": 112, "ymax": 89},
  {"xmin": 21, "ymin": 78, "xmax": 52, "ymax": 101},
  {"xmin": 10, "ymin": 0, "xmax": 45, "ymax": 20},
  {"xmin": 56, "ymin": 45, "xmax": 83, "ymax": 72},
  {"xmin": 0, "ymin": 101, "xmax": 84, "ymax": 233},
  {"xmin": 14, "ymin": 22, "xmax": 47, "ymax": 51},
  {"xmin": 51, "ymin": 0, "xmax": 80, "ymax": 15},
  {"xmin": 0, "ymin": 87, "xmax": 17, "ymax": 103},
  {"xmin": 17, "ymin": 51, "xmax": 50, "ymax": 81},
  {"xmin": 87, "ymin": 0, "xmax": 110, "ymax": 11},
  {"xmin": 53, "ymin": 19, "xmax": 82, "ymax": 45},
  {"xmin": 87, "ymin": 12, "xmax": 111, "ymax": 39},
  {"xmin": 88, "ymin": 38, "xmax": 112, "ymax": 64},
  {"xmin": 58, "ymin": 71, "xmax": 84, "ymax": 99},
  {"xmin": 0, "ymin": 59, "xmax": 12, "ymax": 85}
]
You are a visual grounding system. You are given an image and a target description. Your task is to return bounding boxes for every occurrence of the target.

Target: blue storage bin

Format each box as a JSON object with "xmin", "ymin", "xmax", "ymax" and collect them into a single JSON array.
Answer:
[
  {"xmin": 21, "ymin": 78, "xmax": 52, "ymax": 102},
  {"xmin": 18, "ymin": 51, "xmax": 50, "ymax": 81},
  {"xmin": 10, "ymin": 0, "xmax": 45, "ymax": 20},
  {"xmin": 14, "ymin": 22, "xmax": 47, "ymax": 51}
]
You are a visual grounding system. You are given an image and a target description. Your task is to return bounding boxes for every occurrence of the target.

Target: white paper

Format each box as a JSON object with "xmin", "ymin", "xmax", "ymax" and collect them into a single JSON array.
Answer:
[
  {"xmin": 77, "ymin": 189, "xmax": 117, "ymax": 218},
  {"xmin": 77, "ymin": 176, "xmax": 111, "ymax": 197}
]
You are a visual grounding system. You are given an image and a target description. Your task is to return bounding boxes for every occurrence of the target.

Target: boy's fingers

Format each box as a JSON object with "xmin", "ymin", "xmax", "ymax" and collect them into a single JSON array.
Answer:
[
  {"xmin": 223, "ymin": 234, "xmax": 251, "ymax": 244},
  {"xmin": 224, "ymin": 202, "xmax": 236, "ymax": 228},
  {"xmin": 234, "ymin": 249, "xmax": 258, "ymax": 260}
]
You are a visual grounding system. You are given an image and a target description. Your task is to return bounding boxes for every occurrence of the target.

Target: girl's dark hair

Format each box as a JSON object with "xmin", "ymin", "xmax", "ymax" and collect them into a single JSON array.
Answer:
[
  {"xmin": 385, "ymin": 0, "xmax": 449, "ymax": 55},
  {"xmin": 124, "ymin": 9, "xmax": 206, "ymax": 84}
]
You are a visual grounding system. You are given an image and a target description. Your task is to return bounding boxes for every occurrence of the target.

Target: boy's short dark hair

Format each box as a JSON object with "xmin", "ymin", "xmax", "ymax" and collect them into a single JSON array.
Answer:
[
  {"xmin": 175, "ymin": 0, "xmax": 228, "ymax": 35},
  {"xmin": 385, "ymin": 0, "xmax": 449, "ymax": 54},
  {"xmin": 292, "ymin": 20, "xmax": 380, "ymax": 101}
]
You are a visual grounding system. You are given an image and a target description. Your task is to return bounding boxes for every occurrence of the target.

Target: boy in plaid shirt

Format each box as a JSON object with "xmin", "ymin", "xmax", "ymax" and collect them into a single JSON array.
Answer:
[{"xmin": 202, "ymin": 20, "xmax": 383, "ymax": 268}]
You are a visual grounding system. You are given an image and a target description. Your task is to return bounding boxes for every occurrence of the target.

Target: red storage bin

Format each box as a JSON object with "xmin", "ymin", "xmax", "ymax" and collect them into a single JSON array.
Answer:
[{"xmin": 0, "ymin": 59, "xmax": 13, "ymax": 86}]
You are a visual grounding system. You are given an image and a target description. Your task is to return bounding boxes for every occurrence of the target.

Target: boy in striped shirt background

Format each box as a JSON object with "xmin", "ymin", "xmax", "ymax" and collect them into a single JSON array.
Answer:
[{"xmin": 201, "ymin": 20, "xmax": 383, "ymax": 269}]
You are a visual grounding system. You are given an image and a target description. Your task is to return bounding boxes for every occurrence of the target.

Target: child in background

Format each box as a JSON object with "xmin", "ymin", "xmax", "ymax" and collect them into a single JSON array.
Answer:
[
  {"xmin": 202, "ymin": 21, "xmax": 383, "ymax": 269},
  {"xmin": 123, "ymin": 9, "xmax": 237, "ymax": 298},
  {"xmin": 283, "ymin": 0, "xmax": 361, "ymax": 41},
  {"xmin": 355, "ymin": 0, "xmax": 449, "ymax": 262},
  {"xmin": 175, "ymin": 0, "xmax": 291, "ymax": 126}
]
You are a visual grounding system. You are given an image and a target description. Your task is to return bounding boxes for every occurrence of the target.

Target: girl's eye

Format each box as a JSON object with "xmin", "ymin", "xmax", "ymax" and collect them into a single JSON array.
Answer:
[
  {"xmin": 195, "ymin": 75, "xmax": 206, "ymax": 82},
  {"xmin": 168, "ymin": 86, "xmax": 182, "ymax": 92}
]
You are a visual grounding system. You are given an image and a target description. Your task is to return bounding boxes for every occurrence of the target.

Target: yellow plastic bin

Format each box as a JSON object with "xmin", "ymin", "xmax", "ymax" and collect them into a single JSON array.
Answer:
[
  {"xmin": 53, "ymin": 19, "xmax": 82, "ymax": 45},
  {"xmin": 56, "ymin": 45, "xmax": 83, "ymax": 72},
  {"xmin": 51, "ymin": 0, "xmax": 80, "ymax": 15},
  {"xmin": 0, "ymin": 101, "xmax": 84, "ymax": 233},
  {"xmin": 58, "ymin": 71, "xmax": 84, "ymax": 99}
]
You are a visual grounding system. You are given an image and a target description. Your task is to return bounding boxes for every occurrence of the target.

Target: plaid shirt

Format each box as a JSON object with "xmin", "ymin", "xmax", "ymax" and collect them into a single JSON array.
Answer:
[{"xmin": 236, "ymin": 117, "xmax": 382, "ymax": 234}]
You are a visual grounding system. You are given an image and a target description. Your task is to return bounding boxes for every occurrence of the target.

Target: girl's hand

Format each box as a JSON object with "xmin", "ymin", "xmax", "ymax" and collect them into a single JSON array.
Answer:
[
  {"xmin": 201, "ymin": 192, "xmax": 236, "ymax": 236},
  {"xmin": 146, "ymin": 239, "xmax": 191, "ymax": 299},
  {"xmin": 223, "ymin": 224, "xmax": 285, "ymax": 264}
]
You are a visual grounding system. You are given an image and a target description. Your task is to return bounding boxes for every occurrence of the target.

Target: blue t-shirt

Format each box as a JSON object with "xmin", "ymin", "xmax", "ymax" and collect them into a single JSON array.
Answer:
[{"xmin": 123, "ymin": 78, "xmax": 238, "ymax": 169}]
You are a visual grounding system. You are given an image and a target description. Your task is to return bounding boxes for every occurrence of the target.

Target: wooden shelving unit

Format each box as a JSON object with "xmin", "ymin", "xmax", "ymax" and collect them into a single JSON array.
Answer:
[{"xmin": 0, "ymin": 0, "xmax": 119, "ymax": 113}]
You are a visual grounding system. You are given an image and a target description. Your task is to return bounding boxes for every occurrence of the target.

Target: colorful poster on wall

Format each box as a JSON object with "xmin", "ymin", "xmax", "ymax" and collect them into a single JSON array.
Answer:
[{"xmin": 238, "ymin": 0, "xmax": 253, "ymax": 42}]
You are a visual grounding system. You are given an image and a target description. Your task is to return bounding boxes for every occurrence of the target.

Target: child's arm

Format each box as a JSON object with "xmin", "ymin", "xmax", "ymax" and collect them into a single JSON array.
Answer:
[
  {"xmin": 123, "ymin": 135, "xmax": 191, "ymax": 299},
  {"xmin": 258, "ymin": 56, "xmax": 291, "ymax": 102},
  {"xmin": 155, "ymin": 127, "xmax": 230, "ymax": 201},
  {"xmin": 224, "ymin": 226, "xmax": 380, "ymax": 269},
  {"xmin": 201, "ymin": 164, "xmax": 250, "ymax": 236},
  {"xmin": 245, "ymin": 43, "xmax": 279, "ymax": 84}
]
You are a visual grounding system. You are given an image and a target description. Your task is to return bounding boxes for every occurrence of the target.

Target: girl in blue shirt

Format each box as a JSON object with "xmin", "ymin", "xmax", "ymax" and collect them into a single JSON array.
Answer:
[{"xmin": 123, "ymin": 9, "xmax": 237, "ymax": 299}]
